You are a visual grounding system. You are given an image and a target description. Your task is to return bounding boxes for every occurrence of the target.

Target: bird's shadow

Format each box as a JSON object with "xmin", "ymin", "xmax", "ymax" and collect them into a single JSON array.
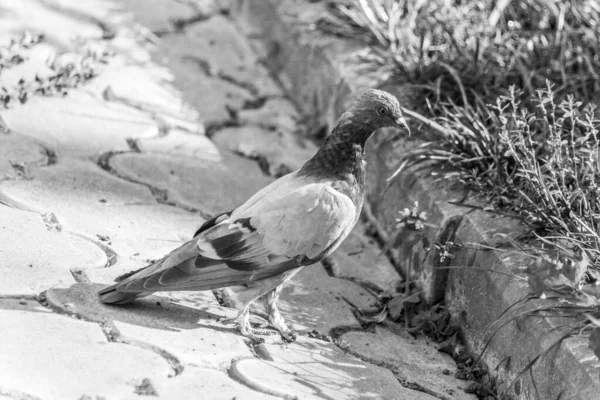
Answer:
[{"xmin": 45, "ymin": 282, "xmax": 239, "ymax": 334}]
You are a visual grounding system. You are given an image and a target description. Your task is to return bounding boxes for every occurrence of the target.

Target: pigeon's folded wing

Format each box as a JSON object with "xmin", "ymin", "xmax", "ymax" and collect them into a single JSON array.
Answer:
[
  {"xmin": 203, "ymin": 181, "xmax": 357, "ymax": 262},
  {"xmin": 107, "ymin": 182, "xmax": 356, "ymax": 294}
]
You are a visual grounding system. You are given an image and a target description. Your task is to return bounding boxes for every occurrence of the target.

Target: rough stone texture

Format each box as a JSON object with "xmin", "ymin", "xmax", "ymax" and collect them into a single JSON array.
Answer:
[
  {"xmin": 158, "ymin": 50, "xmax": 253, "ymax": 126},
  {"xmin": 166, "ymin": 14, "xmax": 281, "ymax": 98},
  {"xmin": 136, "ymin": 129, "xmax": 221, "ymax": 162},
  {"xmin": 237, "ymin": 97, "xmax": 298, "ymax": 131},
  {"xmin": 212, "ymin": 125, "xmax": 318, "ymax": 176},
  {"xmin": 153, "ymin": 366, "xmax": 276, "ymax": 400},
  {"xmin": 341, "ymin": 325, "xmax": 476, "ymax": 400},
  {"xmin": 45, "ymin": 283, "xmax": 252, "ymax": 370},
  {"xmin": 0, "ymin": 299, "xmax": 171, "ymax": 400},
  {"xmin": 0, "ymin": 158, "xmax": 200, "ymax": 262},
  {"xmin": 108, "ymin": 151, "xmax": 272, "ymax": 215},
  {"xmin": 330, "ymin": 225, "xmax": 402, "ymax": 293},
  {"xmin": 445, "ymin": 212, "xmax": 600, "ymax": 400},
  {"xmin": 1, "ymin": 92, "xmax": 157, "ymax": 158},
  {"xmin": 278, "ymin": 263, "xmax": 378, "ymax": 334},
  {"xmin": 86, "ymin": 64, "xmax": 204, "ymax": 135},
  {"xmin": 0, "ymin": 133, "xmax": 48, "ymax": 179},
  {"xmin": 117, "ymin": 0, "xmax": 195, "ymax": 33},
  {"xmin": 0, "ymin": 0, "xmax": 104, "ymax": 50},
  {"xmin": 0, "ymin": 205, "xmax": 106, "ymax": 295},
  {"xmin": 231, "ymin": 336, "xmax": 437, "ymax": 400},
  {"xmin": 233, "ymin": 0, "xmax": 372, "ymax": 134}
]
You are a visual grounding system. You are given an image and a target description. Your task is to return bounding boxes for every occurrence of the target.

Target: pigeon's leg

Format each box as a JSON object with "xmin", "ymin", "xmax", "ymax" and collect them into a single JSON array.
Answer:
[
  {"xmin": 235, "ymin": 304, "xmax": 263, "ymax": 343},
  {"xmin": 265, "ymin": 286, "xmax": 296, "ymax": 342},
  {"xmin": 234, "ymin": 303, "xmax": 277, "ymax": 343}
]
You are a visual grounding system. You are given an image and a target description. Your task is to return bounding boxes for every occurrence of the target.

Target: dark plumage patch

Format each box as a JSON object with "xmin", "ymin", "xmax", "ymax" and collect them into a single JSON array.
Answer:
[
  {"xmin": 224, "ymin": 259, "xmax": 263, "ymax": 271},
  {"xmin": 194, "ymin": 211, "xmax": 232, "ymax": 237},
  {"xmin": 209, "ymin": 231, "xmax": 247, "ymax": 257},
  {"xmin": 233, "ymin": 217, "xmax": 256, "ymax": 232}
]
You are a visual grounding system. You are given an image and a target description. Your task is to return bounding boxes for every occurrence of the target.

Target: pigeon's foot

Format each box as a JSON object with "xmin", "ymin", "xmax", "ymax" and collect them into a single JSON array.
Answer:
[
  {"xmin": 266, "ymin": 290, "xmax": 296, "ymax": 342},
  {"xmin": 268, "ymin": 304, "xmax": 296, "ymax": 342},
  {"xmin": 235, "ymin": 305, "xmax": 276, "ymax": 343}
]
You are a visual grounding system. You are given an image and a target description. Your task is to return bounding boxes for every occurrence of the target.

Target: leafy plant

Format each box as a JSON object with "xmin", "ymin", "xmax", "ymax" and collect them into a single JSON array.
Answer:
[{"xmin": 320, "ymin": 0, "xmax": 600, "ymax": 107}]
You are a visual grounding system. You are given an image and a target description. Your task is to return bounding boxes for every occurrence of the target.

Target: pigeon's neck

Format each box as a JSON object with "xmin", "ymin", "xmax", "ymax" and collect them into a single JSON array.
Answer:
[
  {"xmin": 299, "ymin": 126, "xmax": 367, "ymax": 180},
  {"xmin": 298, "ymin": 113, "xmax": 375, "ymax": 211}
]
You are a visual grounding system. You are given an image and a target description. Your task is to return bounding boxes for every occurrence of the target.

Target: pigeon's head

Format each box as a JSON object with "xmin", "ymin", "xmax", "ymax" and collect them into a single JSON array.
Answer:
[
  {"xmin": 356, "ymin": 89, "xmax": 409, "ymax": 132},
  {"xmin": 335, "ymin": 89, "xmax": 410, "ymax": 145}
]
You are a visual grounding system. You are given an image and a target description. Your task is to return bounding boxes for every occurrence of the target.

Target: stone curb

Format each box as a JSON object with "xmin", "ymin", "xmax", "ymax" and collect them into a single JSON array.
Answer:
[{"xmin": 232, "ymin": 0, "xmax": 600, "ymax": 398}]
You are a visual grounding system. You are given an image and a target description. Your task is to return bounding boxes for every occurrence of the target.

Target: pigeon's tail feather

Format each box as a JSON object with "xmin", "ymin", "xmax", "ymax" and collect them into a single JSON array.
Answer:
[{"xmin": 98, "ymin": 284, "xmax": 149, "ymax": 304}]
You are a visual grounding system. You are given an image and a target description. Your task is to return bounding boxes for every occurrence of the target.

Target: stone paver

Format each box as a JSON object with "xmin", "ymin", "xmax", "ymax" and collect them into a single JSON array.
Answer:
[
  {"xmin": 135, "ymin": 129, "xmax": 221, "ymax": 161},
  {"xmin": 0, "ymin": 158, "xmax": 200, "ymax": 262},
  {"xmin": 0, "ymin": 0, "xmax": 104, "ymax": 50},
  {"xmin": 0, "ymin": 133, "xmax": 48, "ymax": 179},
  {"xmin": 86, "ymin": 64, "xmax": 203, "ymax": 134},
  {"xmin": 0, "ymin": 205, "xmax": 106, "ymax": 296},
  {"xmin": 158, "ymin": 51, "xmax": 254, "ymax": 126},
  {"xmin": 46, "ymin": 283, "xmax": 253, "ymax": 370},
  {"xmin": 152, "ymin": 366, "xmax": 276, "ymax": 400},
  {"xmin": 108, "ymin": 151, "xmax": 272, "ymax": 214},
  {"xmin": 117, "ymin": 0, "xmax": 195, "ymax": 33},
  {"xmin": 162, "ymin": 14, "xmax": 281, "ymax": 98},
  {"xmin": 329, "ymin": 226, "xmax": 403, "ymax": 293},
  {"xmin": 0, "ymin": 299, "xmax": 172, "ymax": 400},
  {"xmin": 2, "ymin": 93, "xmax": 157, "ymax": 158},
  {"xmin": 213, "ymin": 125, "xmax": 318, "ymax": 177},
  {"xmin": 279, "ymin": 263, "xmax": 379, "ymax": 334},
  {"xmin": 231, "ymin": 336, "xmax": 437, "ymax": 400},
  {"xmin": 341, "ymin": 325, "xmax": 477, "ymax": 400},
  {"xmin": 237, "ymin": 97, "xmax": 299, "ymax": 131}
]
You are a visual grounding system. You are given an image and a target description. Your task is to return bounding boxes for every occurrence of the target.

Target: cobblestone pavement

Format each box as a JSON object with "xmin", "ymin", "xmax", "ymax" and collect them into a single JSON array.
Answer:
[{"xmin": 0, "ymin": 1, "xmax": 477, "ymax": 399}]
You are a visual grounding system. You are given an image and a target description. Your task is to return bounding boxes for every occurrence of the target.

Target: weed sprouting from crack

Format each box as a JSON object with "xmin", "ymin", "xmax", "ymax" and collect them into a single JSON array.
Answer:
[
  {"xmin": 41, "ymin": 146, "xmax": 58, "ymax": 166},
  {"xmin": 0, "ymin": 31, "xmax": 44, "ymax": 72},
  {"xmin": 132, "ymin": 378, "xmax": 159, "ymax": 396},
  {"xmin": 1, "ymin": 38, "xmax": 113, "ymax": 108},
  {"xmin": 41, "ymin": 212, "xmax": 62, "ymax": 232}
]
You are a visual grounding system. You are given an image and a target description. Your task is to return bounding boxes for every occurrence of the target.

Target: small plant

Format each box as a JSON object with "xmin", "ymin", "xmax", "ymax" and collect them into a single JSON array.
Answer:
[
  {"xmin": 0, "ymin": 36, "xmax": 112, "ymax": 108},
  {"xmin": 396, "ymin": 200, "xmax": 428, "ymax": 231},
  {"xmin": 0, "ymin": 31, "xmax": 44, "ymax": 72},
  {"xmin": 402, "ymin": 84, "xmax": 600, "ymax": 274}
]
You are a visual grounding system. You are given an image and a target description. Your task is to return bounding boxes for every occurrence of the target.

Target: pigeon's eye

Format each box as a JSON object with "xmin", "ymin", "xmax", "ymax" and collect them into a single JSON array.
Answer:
[{"xmin": 377, "ymin": 108, "xmax": 387, "ymax": 115}]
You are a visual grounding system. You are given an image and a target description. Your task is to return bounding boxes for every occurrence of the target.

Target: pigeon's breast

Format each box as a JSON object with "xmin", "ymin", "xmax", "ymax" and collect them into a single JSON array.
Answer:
[{"xmin": 331, "ymin": 167, "xmax": 365, "ymax": 221}]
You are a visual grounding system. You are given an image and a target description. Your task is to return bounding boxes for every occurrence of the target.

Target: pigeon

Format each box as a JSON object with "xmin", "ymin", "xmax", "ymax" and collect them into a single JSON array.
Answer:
[{"xmin": 98, "ymin": 89, "xmax": 410, "ymax": 342}]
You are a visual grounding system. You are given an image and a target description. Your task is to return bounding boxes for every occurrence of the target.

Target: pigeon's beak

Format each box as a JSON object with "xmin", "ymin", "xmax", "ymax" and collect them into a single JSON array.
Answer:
[{"xmin": 395, "ymin": 116, "xmax": 411, "ymax": 137}]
